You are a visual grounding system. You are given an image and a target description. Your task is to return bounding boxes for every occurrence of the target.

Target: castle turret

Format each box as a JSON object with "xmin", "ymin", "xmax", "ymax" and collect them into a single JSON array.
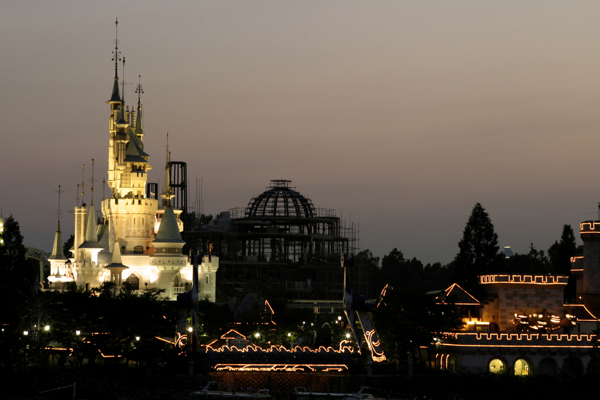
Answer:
[{"xmin": 578, "ymin": 221, "xmax": 600, "ymax": 315}]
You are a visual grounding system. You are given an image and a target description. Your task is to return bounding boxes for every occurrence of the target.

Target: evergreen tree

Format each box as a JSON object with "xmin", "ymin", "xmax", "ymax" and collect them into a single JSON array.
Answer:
[
  {"xmin": 63, "ymin": 234, "xmax": 74, "ymax": 259},
  {"xmin": 548, "ymin": 225, "xmax": 578, "ymax": 301},
  {"xmin": 453, "ymin": 203, "xmax": 501, "ymax": 294}
]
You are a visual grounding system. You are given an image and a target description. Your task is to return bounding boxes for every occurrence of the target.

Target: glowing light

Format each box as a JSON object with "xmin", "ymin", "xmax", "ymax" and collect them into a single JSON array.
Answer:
[
  {"xmin": 23, "ymin": 331, "xmax": 29, "ymax": 336},
  {"xmin": 76, "ymin": 330, "xmax": 81, "ymax": 335},
  {"xmin": 364, "ymin": 329, "xmax": 386, "ymax": 362},
  {"xmin": 135, "ymin": 336, "xmax": 140, "ymax": 341},
  {"xmin": 255, "ymin": 332, "xmax": 260, "ymax": 338},
  {"xmin": 188, "ymin": 327, "xmax": 193, "ymax": 332},
  {"xmin": 479, "ymin": 274, "xmax": 568, "ymax": 285},
  {"xmin": 214, "ymin": 363, "xmax": 347, "ymax": 372},
  {"xmin": 45, "ymin": 325, "xmax": 50, "ymax": 331}
]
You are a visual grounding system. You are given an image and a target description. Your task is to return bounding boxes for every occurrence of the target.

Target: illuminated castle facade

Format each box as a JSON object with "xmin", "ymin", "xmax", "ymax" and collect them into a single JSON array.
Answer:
[{"xmin": 47, "ymin": 25, "xmax": 218, "ymax": 300}]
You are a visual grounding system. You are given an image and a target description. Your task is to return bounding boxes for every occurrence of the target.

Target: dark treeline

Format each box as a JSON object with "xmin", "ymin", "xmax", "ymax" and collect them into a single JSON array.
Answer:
[{"xmin": 364, "ymin": 202, "xmax": 580, "ymax": 303}]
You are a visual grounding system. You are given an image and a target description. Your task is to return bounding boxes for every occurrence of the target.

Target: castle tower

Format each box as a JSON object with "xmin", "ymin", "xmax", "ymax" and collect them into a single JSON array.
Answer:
[
  {"xmin": 577, "ymin": 221, "xmax": 600, "ymax": 314},
  {"xmin": 48, "ymin": 221, "xmax": 67, "ymax": 275},
  {"xmin": 151, "ymin": 205, "xmax": 187, "ymax": 298}
]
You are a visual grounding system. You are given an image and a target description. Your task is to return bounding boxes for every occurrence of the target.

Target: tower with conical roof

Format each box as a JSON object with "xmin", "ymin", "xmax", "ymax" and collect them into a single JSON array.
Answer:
[{"xmin": 48, "ymin": 185, "xmax": 71, "ymax": 288}]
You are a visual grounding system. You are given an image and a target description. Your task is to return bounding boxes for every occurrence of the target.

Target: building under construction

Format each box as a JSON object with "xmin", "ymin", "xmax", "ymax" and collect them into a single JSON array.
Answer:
[{"xmin": 182, "ymin": 180, "xmax": 373, "ymax": 303}]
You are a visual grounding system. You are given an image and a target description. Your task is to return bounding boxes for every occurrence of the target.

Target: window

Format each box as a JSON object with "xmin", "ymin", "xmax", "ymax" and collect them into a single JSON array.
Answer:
[
  {"xmin": 134, "ymin": 246, "xmax": 143, "ymax": 254},
  {"xmin": 489, "ymin": 359, "xmax": 506, "ymax": 374},
  {"xmin": 125, "ymin": 274, "xmax": 140, "ymax": 290},
  {"xmin": 514, "ymin": 359, "xmax": 530, "ymax": 376}
]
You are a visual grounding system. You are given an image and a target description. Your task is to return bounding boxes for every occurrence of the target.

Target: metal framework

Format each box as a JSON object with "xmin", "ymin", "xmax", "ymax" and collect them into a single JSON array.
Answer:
[{"xmin": 182, "ymin": 180, "xmax": 374, "ymax": 302}]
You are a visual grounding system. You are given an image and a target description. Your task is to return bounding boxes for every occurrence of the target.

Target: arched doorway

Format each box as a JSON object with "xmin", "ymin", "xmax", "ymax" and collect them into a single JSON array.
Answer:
[
  {"xmin": 489, "ymin": 358, "xmax": 506, "ymax": 374},
  {"xmin": 539, "ymin": 358, "xmax": 558, "ymax": 376},
  {"xmin": 514, "ymin": 358, "xmax": 531, "ymax": 376},
  {"xmin": 562, "ymin": 356, "xmax": 583, "ymax": 377}
]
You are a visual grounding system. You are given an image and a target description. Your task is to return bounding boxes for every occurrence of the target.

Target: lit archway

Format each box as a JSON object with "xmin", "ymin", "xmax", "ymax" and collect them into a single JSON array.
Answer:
[
  {"xmin": 514, "ymin": 359, "xmax": 531, "ymax": 376},
  {"xmin": 489, "ymin": 358, "xmax": 506, "ymax": 374}
]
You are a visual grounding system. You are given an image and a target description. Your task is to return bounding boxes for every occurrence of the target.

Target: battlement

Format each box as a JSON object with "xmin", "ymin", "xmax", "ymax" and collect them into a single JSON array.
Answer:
[
  {"xmin": 479, "ymin": 274, "xmax": 568, "ymax": 285},
  {"xmin": 440, "ymin": 332, "xmax": 596, "ymax": 349}
]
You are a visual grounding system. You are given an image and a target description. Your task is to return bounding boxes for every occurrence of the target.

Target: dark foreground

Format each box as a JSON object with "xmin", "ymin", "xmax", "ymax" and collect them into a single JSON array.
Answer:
[{"xmin": 4, "ymin": 366, "xmax": 599, "ymax": 400}]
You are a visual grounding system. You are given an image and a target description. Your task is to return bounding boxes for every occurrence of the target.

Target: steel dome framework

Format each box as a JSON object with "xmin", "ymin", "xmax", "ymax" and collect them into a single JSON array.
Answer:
[{"xmin": 184, "ymin": 180, "xmax": 370, "ymax": 301}]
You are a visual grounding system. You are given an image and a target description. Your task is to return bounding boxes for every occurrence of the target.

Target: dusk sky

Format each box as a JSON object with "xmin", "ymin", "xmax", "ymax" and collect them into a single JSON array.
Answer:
[{"xmin": 2, "ymin": 1, "xmax": 600, "ymax": 265}]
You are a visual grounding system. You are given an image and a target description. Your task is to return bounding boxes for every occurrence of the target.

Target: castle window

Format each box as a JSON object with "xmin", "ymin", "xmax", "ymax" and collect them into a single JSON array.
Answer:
[
  {"xmin": 125, "ymin": 274, "xmax": 140, "ymax": 290},
  {"xmin": 489, "ymin": 359, "xmax": 506, "ymax": 374},
  {"xmin": 134, "ymin": 246, "xmax": 143, "ymax": 254},
  {"xmin": 206, "ymin": 276, "xmax": 209, "ymax": 284},
  {"xmin": 514, "ymin": 359, "xmax": 531, "ymax": 376}
]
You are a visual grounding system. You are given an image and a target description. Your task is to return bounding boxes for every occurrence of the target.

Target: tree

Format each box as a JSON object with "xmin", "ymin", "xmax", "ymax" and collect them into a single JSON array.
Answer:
[
  {"xmin": 503, "ymin": 243, "xmax": 551, "ymax": 274},
  {"xmin": 453, "ymin": 203, "xmax": 502, "ymax": 294},
  {"xmin": 548, "ymin": 225, "xmax": 578, "ymax": 301},
  {"xmin": 63, "ymin": 234, "xmax": 74, "ymax": 259}
]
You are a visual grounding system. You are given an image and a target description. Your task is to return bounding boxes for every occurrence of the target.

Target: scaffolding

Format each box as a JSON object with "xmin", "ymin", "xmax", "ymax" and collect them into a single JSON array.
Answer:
[{"xmin": 182, "ymin": 180, "xmax": 374, "ymax": 303}]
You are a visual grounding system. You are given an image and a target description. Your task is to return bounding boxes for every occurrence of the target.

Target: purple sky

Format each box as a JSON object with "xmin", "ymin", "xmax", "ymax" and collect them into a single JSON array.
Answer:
[{"xmin": 2, "ymin": 1, "xmax": 600, "ymax": 265}]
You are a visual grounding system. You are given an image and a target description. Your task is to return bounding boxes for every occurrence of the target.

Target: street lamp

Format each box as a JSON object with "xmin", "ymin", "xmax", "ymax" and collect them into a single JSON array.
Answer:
[
  {"xmin": 255, "ymin": 332, "xmax": 260, "ymax": 338},
  {"xmin": 76, "ymin": 330, "xmax": 81, "ymax": 336},
  {"xmin": 23, "ymin": 331, "xmax": 29, "ymax": 336},
  {"xmin": 44, "ymin": 325, "xmax": 50, "ymax": 331}
]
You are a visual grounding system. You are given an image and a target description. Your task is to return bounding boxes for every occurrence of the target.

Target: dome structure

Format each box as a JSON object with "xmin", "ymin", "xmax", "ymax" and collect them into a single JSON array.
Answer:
[{"xmin": 245, "ymin": 180, "xmax": 315, "ymax": 218}]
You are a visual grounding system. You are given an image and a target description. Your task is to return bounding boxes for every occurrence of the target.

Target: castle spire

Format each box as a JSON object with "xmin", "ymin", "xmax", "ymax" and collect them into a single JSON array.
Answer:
[
  {"xmin": 109, "ymin": 18, "xmax": 122, "ymax": 103},
  {"xmin": 81, "ymin": 164, "xmax": 85, "ymax": 206},
  {"xmin": 91, "ymin": 159, "xmax": 95, "ymax": 207},
  {"xmin": 135, "ymin": 75, "xmax": 144, "ymax": 139},
  {"xmin": 49, "ymin": 185, "xmax": 66, "ymax": 261}
]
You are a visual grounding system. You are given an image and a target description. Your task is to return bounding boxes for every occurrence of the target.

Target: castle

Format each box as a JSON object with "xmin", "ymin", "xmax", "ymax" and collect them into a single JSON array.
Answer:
[{"xmin": 45, "ymin": 21, "xmax": 217, "ymax": 301}]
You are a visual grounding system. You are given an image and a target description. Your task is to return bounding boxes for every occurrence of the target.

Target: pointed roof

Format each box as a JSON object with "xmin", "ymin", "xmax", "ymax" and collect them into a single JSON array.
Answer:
[
  {"xmin": 125, "ymin": 129, "xmax": 150, "ymax": 162},
  {"xmin": 436, "ymin": 283, "xmax": 480, "ymax": 306},
  {"xmin": 48, "ymin": 222, "xmax": 67, "ymax": 261},
  {"xmin": 97, "ymin": 222, "xmax": 112, "ymax": 264},
  {"xmin": 116, "ymin": 104, "xmax": 128, "ymax": 127},
  {"xmin": 108, "ymin": 76, "xmax": 121, "ymax": 103},
  {"xmin": 154, "ymin": 206, "xmax": 184, "ymax": 243},
  {"xmin": 104, "ymin": 235, "xmax": 128, "ymax": 270},
  {"xmin": 79, "ymin": 203, "xmax": 103, "ymax": 249},
  {"xmin": 135, "ymin": 103, "xmax": 144, "ymax": 138}
]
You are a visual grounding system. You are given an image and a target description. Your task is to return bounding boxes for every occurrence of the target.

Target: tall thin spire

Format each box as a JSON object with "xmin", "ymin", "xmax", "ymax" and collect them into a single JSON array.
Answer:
[
  {"xmin": 49, "ymin": 185, "xmax": 66, "ymax": 261},
  {"xmin": 81, "ymin": 164, "xmax": 85, "ymax": 206},
  {"xmin": 121, "ymin": 57, "xmax": 126, "ymax": 104},
  {"xmin": 136, "ymin": 75, "xmax": 143, "ymax": 107},
  {"xmin": 109, "ymin": 18, "xmax": 122, "ymax": 103},
  {"xmin": 55, "ymin": 185, "xmax": 64, "ymax": 231},
  {"xmin": 90, "ymin": 159, "xmax": 95, "ymax": 206}
]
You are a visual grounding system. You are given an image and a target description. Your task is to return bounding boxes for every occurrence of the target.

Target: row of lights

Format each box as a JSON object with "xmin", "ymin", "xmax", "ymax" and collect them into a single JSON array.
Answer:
[{"xmin": 22, "ymin": 328, "xmax": 141, "ymax": 341}]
